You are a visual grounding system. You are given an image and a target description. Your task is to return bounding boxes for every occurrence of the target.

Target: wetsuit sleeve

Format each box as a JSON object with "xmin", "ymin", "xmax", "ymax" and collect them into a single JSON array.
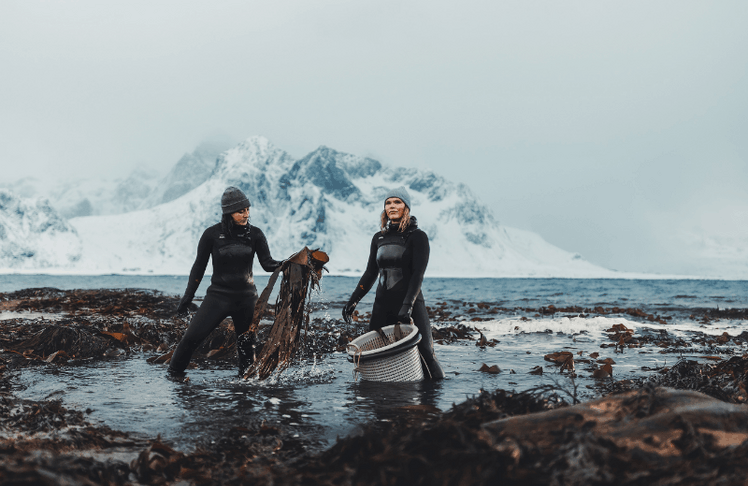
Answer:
[
  {"xmin": 403, "ymin": 230, "xmax": 429, "ymax": 307},
  {"xmin": 254, "ymin": 228, "xmax": 282, "ymax": 272},
  {"xmin": 179, "ymin": 228, "xmax": 212, "ymax": 308},
  {"xmin": 349, "ymin": 234, "xmax": 379, "ymax": 304}
]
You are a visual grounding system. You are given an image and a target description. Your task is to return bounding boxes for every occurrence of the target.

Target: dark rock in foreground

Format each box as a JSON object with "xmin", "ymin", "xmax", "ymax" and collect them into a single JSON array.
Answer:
[{"xmin": 281, "ymin": 386, "xmax": 748, "ymax": 486}]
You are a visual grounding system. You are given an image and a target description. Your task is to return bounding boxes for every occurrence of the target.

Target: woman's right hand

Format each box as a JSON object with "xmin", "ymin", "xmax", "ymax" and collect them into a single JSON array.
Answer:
[
  {"xmin": 342, "ymin": 301, "xmax": 357, "ymax": 325},
  {"xmin": 176, "ymin": 298, "xmax": 193, "ymax": 316}
]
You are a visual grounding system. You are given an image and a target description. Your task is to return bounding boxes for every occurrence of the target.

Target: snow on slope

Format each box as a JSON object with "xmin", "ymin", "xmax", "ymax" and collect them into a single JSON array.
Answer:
[
  {"xmin": 0, "ymin": 190, "xmax": 81, "ymax": 269},
  {"xmin": 56, "ymin": 136, "xmax": 620, "ymax": 278},
  {"xmin": 3, "ymin": 169, "xmax": 162, "ymax": 219},
  {"xmin": 68, "ymin": 137, "xmax": 296, "ymax": 274}
]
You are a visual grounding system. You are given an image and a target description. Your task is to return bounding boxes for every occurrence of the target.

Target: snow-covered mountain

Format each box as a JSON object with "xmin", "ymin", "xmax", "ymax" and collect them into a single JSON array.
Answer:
[
  {"xmin": 0, "ymin": 190, "xmax": 81, "ymax": 269},
  {"xmin": 0, "ymin": 136, "xmax": 621, "ymax": 277}
]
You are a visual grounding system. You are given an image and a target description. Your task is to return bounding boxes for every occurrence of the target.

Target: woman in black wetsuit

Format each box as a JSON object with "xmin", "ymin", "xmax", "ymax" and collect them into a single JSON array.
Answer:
[
  {"xmin": 169, "ymin": 186, "xmax": 283, "ymax": 376},
  {"xmin": 342, "ymin": 187, "xmax": 445, "ymax": 379}
]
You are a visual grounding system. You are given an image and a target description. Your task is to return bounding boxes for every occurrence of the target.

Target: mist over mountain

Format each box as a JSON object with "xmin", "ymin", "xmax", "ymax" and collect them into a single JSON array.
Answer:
[
  {"xmin": 1, "ymin": 141, "xmax": 230, "ymax": 220},
  {"xmin": 672, "ymin": 231, "xmax": 748, "ymax": 280},
  {"xmin": 0, "ymin": 136, "xmax": 626, "ymax": 278},
  {"xmin": 138, "ymin": 141, "xmax": 230, "ymax": 210},
  {"xmin": 0, "ymin": 170, "xmax": 160, "ymax": 219}
]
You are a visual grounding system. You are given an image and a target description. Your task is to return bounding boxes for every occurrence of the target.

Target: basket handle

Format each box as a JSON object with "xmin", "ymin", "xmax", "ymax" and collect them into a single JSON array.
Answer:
[
  {"xmin": 376, "ymin": 327, "xmax": 391, "ymax": 345},
  {"xmin": 347, "ymin": 342, "xmax": 363, "ymax": 381},
  {"xmin": 393, "ymin": 323, "xmax": 404, "ymax": 341}
]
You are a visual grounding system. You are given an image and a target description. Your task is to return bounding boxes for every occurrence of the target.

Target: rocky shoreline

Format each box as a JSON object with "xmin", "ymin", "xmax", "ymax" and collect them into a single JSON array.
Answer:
[{"xmin": 1, "ymin": 288, "xmax": 748, "ymax": 485}]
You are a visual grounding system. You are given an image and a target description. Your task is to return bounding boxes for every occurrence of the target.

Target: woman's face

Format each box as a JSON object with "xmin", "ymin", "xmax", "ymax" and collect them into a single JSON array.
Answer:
[
  {"xmin": 385, "ymin": 197, "xmax": 406, "ymax": 222},
  {"xmin": 231, "ymin": 207, "xmax": 249, "ymax": 225}
]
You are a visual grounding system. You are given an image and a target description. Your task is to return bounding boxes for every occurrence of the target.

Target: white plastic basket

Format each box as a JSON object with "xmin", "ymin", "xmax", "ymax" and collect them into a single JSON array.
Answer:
[{"xmin": 346, "ymin": 324, "xmax": 424, "ymax": 382}]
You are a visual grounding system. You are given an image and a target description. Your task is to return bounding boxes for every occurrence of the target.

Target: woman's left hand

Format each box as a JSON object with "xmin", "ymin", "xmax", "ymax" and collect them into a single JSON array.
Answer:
[
  {"xmin": 397, "ymin": 304, "xmax": 412, "ymax": 323},
  {"xmin": 342, "ymin": 301, "xmax": 357, "ymax": 325}
]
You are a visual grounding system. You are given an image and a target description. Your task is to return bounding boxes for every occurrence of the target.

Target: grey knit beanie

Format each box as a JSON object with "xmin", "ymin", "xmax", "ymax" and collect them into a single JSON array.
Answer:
[
  {"xmin": 221, "ymin": 186, "xmax": 251, "ymax": 214},
  {"xmin": 383, "ymin": 186, "xmax": 411, "ymax": 209}
]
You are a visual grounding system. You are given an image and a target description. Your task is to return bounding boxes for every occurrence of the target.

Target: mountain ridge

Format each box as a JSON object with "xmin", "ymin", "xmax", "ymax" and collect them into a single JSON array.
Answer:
[{"xmin": 1, "ymin": 136, "xmax": 626, "ymax": 278}]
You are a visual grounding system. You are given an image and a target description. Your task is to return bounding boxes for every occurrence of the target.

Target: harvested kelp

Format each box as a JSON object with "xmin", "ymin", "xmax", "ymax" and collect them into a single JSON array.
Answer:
[{"xmin": 244, "ymin": 247, "xmax": 329, "ymax": 380}]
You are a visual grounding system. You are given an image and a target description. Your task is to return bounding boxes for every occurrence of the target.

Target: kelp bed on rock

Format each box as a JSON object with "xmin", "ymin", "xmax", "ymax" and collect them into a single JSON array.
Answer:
[
  {"xmin": 289, "ymin": 385, "xmax": 748, "ymax": 486},
  {"xmin": 1, "ymin": 288, "xmax": 748, "ymax": 485}
]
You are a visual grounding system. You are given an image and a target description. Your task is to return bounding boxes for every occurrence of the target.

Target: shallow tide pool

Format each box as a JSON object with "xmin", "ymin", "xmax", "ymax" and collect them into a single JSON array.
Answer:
[{"xmin": 11, "ymin": 313, "xmax": 742, "ymax": 453}]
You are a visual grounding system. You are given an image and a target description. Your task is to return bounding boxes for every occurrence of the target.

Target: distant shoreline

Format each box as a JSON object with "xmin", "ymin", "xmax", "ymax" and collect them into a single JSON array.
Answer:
[{"xmin": 1, "ymin": 271, "xmax": 743, "ymax": 280}]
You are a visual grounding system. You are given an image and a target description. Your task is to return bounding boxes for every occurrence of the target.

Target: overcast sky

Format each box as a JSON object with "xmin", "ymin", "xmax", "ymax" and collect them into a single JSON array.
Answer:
[{"xmin": 1, "ymin": 1, "xmax": 747, "ymax": 275}]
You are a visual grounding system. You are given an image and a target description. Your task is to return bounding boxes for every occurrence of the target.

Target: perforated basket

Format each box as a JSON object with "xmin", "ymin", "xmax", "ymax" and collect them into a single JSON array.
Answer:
[{"xmin": 346, "ymin": 324, "xmax": 424, "ymax": 382}]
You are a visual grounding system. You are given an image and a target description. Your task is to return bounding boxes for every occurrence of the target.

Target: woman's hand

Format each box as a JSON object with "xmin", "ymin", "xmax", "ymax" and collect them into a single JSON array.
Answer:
[
  {"xmin": 176, "ymin": 299, "xmax": 196, "ymax": 316},
  {"xmin": 342, "ymin": 301, "xmax": 357, "ymax": 325},
  {"xmin": 397, "ymin": 304, "xmax": 412, "ymax": 324}
]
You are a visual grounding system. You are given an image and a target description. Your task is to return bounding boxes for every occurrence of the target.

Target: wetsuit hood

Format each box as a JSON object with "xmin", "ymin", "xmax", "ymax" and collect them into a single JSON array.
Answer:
[
  {"xmin": 232, "ymin": 221, "xmax": 250, "ymax": 235},
  {"xmin": 386, "ymin": 216, "xmax": 418, "ymax": 233}
]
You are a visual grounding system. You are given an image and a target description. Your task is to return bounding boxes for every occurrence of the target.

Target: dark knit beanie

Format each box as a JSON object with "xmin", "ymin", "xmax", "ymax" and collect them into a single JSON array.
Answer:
[
  {"xmin": 383, "ymin": 186, "xmax": 411, "ymax": 209},
  {"xmin": 221, "ymin": 186, "xmax": 251, "ymax": 214}
]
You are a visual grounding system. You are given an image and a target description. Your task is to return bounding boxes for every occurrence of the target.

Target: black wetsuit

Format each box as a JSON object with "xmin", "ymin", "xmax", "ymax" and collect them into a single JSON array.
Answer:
[
  {"xmin": 170, "ymin": 222, "xmax": 281, "ymax": 374},
  {"xmin": 348, "ymin": 217, "xmax": 445, "ymax": 379}
]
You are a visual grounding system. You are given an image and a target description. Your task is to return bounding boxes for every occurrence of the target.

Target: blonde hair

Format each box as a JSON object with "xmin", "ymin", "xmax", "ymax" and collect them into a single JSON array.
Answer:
[{"xmin": 380, "ymin": 206, "xmax": 411, "ymax": 233}]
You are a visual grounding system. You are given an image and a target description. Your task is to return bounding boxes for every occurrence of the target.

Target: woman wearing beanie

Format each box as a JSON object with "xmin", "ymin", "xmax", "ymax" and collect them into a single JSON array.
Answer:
[
  {"xmin": 170, "ymin": 186, "xmax": 284, "ymax": 376},
  {"xmin": 342, "ymin": 187, "xmax": 445, "ymax": 379}
]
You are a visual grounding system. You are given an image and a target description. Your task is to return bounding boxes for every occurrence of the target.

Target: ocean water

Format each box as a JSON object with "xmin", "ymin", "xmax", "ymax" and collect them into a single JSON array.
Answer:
[
  {"xmin": 2, "ymin": 274, "xmax": 746, "ymax": 310},
  {"xmin": 3, "ymin": 275, "xmax": 747, "ymax": 452}
]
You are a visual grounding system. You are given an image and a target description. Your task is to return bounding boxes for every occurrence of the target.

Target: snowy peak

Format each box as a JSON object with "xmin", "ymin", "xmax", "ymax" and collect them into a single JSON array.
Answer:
[
  {"xmin": 285, "ymin": 146, "xmax": 362, "ymax": 201},
  {"xmin": 340, "ymin": 153, "xmax": 382, "ymax": 179},
  {"xmin": 214, "ymin": 136, "xmax": 293, "ymax": 176},
  {"xmin": 210, "ymin": 136, "xmax": 296, "ymax": 209}
]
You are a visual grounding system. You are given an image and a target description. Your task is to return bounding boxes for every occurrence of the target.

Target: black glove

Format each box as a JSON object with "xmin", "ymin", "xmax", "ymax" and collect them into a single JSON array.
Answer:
[
  {"xmin": 176, "ymin": 298, "xmax": 192, "ymax": 316},
  {"xmin": 397, "ymin": 303, "xmax": 412, "ymax": 324},
  {"xmin": 342, "ymin": 301, "xmax": 357, "ymax": 325}
]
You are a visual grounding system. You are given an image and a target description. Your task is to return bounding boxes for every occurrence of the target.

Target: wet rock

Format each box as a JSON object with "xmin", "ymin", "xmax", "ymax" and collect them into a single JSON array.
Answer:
[
  {"xmin": 479, "ymin": 363, "xmax": 501, "ymax": 374},
  {"xmin": 17, "ymin": 323, "xmax": 112, "ymax": 360},
  {"xmin": 481, "ymin": 386, "xmax": 748, "ymax": 484},
  {"xmin": 432, "ymin": 324, "xmax": 473, "ymax": 344}
]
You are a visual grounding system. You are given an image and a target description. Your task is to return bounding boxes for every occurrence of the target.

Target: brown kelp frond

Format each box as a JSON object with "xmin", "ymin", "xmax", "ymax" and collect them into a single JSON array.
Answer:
[{"xmin": 244, "ymin": 247, "xmax": 329, "ymax": 380}]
